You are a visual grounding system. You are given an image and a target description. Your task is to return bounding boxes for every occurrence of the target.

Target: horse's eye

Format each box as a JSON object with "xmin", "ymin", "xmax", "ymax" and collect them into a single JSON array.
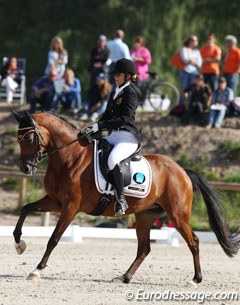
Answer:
[{"xmin": 25, "ymin": 137, "xmax": 34, "ymax": 144}]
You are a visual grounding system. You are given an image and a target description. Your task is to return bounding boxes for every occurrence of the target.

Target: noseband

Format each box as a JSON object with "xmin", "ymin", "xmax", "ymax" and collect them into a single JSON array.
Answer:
[{"xmin": 18, "ymin": 124, "xmax": 45, "ymax": 169}]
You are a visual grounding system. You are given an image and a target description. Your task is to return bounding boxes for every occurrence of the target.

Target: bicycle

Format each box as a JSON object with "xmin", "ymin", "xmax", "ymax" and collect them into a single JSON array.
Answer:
[{"xmin": 133, "ymin": 72, "xmax": 180, "ymax": 113}]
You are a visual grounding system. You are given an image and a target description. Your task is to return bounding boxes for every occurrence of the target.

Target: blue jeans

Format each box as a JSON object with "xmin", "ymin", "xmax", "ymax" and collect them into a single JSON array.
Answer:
[
  {"xmin": 224, "ymin": 73, "xmax": 239, "ymax": 96},
  {"xmin": 179, "ymin": 70, "xmax": 197, "ymax": 104},
  {"xmin": 203, "ymin": 73, "xmax": 218, "ymax": 91},
  {"xmin": 208, "ymin": 108, "xmax": 226, "ymax": 127},
  {"xmin": 52, "ymin": 92, "xmax": 82, "ymax": 110},
  {"xmin": 30, "ymin": 92, "xmax": 54, "ymax": 113}
]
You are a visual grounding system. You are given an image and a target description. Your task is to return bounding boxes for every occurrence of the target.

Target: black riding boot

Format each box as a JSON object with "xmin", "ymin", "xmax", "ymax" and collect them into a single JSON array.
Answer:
[{"xmin": 111, "ymin": 164, "xmax": 128, "ymax": 216}]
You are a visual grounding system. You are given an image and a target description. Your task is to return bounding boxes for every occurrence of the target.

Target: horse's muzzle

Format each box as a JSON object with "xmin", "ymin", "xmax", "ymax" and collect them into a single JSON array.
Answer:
[{"xmin": 20, "ymin": 161, "xmax": 38, "ymax": 176}]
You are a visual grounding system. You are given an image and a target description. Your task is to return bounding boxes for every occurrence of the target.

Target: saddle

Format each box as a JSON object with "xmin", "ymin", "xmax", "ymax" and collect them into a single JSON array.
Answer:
[
  {"xmin": 94, "ymin": 139, "xmax": 152, "ymax": 197},
  {"xmin": 90, "ymin": 139, "xmax": 152, "ymax": 216}
]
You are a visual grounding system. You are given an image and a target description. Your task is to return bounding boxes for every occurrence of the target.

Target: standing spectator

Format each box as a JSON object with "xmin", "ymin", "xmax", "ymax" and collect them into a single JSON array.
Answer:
[
  {"xmin": 30, "ymin": 68, "xmax": 57, "ymax": 113},
  {"xmin": 130, "ymin": 36, "xmax": 152, "ymax": 82},
  {"xmin": 88, "ymin": 35, "xmax": 109, "ymax": 107},
  {"xmin": 107, "ymin": 29, "xmax": 131, "ymax": 63},
  {"xmin": 183, "ymin": 74, "xmax": 211, "ymax": 126},
  {"xmin": 179, "ymin": 35, "xmax": 202, "ymax": 104},
  {"xmin": 107, "ymin": 29, "xmax": 131, "ymax": 85},
  {"xmin": 45, "ymin": 36, "xmax": 68, "ymax": 77},
  {"xmin": 52, "ymin": 68, "xmax": 81, "ymax": 118},
  {"xmin": 0, "ymin": 57, "xmax": 23, "ymax": 103},
  {"xmin": 223, "ymin": 35, "xmax": 240, "ymax": 96},
  {"xmin": 207, "ymin": 77, "xmax": 234, "ymax": 128},
  {"xmin": 200, "ymin": 33, "xmax": 221, "ymax": 91}
]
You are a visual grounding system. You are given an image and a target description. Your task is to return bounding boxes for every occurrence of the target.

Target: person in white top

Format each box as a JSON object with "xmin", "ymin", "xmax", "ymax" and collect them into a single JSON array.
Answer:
[
  {"xmin": 107, "ymin": 29, "xmax": 131, "ymax": 63},
  {"xmin": 45, "ymin": 36, "xmax": 68, "ymax": 78},
  {"xmin": 179, "ymin": 35, "xmax": 202, "ymax": 104}
]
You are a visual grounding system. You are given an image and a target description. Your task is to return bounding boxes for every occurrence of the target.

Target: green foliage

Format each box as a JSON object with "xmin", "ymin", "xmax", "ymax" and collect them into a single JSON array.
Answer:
[
  {"xmin": 218, "ymin": 140, "xmax": 240, "ymax": 161},
  {"xmin": 222, "ymin": 174, "xmax": 240, "ymax": 183},
  {"xmin": 0, "ymin": 0, "xmax": 239, "ymax": 99}
]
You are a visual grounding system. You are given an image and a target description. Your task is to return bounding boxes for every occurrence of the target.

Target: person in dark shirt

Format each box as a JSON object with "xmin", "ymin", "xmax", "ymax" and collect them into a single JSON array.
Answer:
[
  {"xmin": 83, "ymin": 58, "xmax": 140, "ymax": 216},
  {"xmin": 183, "ymin": 74, "xmax": 211, "ymax": 126},
  {"xmin": 30, "ymin": 68, "xmax": 57, "ymax": 113},
  {"xmin": 88, "ymin": 35, "xmax": 110, "ymax": 108}
]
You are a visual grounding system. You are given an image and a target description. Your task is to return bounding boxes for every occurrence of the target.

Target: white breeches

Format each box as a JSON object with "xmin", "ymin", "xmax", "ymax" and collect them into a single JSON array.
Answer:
[
  {"xmin": 104, "ymin": 130, "xmax": 138, "ymax": 170},
  {"xmin": 1, "ymin": 76, "xmax": 18, "ymax": 102}
]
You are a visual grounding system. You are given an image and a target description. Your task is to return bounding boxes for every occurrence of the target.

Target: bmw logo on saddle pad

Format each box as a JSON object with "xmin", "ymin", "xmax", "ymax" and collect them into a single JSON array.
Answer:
[{"xmin": 133, "ymin": 172, "xmax": 146, "ymax": 184}]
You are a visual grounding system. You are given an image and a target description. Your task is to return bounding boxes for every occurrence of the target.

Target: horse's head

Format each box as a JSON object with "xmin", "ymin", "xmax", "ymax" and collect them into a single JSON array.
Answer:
[{"xmin": 13, "ymin": 111, "xmax": 50, "ymax": 176}]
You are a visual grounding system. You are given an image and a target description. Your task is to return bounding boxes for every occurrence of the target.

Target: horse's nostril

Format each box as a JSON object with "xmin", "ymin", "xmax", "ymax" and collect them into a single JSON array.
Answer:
[{"xmin": 25, "ymin": 165, "xmax": 31, "ymax": 174}]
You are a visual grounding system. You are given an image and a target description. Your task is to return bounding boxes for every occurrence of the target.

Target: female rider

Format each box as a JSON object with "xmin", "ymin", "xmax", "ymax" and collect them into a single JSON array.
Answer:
[{"xmin": 83, "ymin": 58, "xmax": 141, "ymax": 216}]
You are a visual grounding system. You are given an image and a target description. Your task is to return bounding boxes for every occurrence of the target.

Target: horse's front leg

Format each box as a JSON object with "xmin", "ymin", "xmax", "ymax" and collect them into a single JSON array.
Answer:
[
  {"xmin": 13, "ymin": 195, "xmax": 61, "ymax": 255},
  {"xmin": 27, "ymin": 203, "xmax": 78, "ymax": 281}
]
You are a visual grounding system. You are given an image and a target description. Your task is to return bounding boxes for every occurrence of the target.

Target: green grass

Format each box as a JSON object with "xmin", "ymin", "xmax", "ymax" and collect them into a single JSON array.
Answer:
[
  {"xmin": 4, "ymin": 127, "xmax": 17, "ymax": 136},
  {"xmin": 218, "ymin": 139, "xmax": 240, "ymax": 161},
  {"xmin": 1, "ymin": 178, "xmax": 19, "ymax": 191}
]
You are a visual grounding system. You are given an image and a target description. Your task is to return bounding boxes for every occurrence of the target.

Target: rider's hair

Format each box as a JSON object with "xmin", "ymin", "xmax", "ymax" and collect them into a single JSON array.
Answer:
[{"xmin": 130, "ymin": 74, "xmax": 138, "ymax": 83}]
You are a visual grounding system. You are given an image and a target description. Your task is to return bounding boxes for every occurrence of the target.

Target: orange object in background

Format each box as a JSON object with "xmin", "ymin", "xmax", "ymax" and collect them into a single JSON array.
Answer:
[{"xmin": 200, "ymin": 44, "xmax": 221, "ymax": 75}]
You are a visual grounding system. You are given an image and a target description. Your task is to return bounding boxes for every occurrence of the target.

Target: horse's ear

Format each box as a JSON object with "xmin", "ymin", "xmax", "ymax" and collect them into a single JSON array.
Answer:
[
  {"xmin": 25, "ymin": 110, "xmax": 36, "ymax": 126},
  {"xmin": 11, "ymin": 109, "xmax": 22, "ymax": 124}
]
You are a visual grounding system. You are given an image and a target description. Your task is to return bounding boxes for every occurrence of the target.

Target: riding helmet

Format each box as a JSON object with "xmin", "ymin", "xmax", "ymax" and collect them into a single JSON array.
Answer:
[{"xmin": 113, "ymin": 58, "xmax": 136, "ymax": 75}]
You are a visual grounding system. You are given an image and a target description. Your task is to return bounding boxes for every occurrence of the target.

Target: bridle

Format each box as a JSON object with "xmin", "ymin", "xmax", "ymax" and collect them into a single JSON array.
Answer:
[{"xmin": 17, "ymin": 115, "xmax": 83, "ymax": 170}]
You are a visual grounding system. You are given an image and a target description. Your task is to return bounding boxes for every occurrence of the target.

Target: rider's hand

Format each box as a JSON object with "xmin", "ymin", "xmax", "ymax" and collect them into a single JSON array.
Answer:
[{"xmin": 83, "ymin": 123, "xmax": 99, "ymax": 135}]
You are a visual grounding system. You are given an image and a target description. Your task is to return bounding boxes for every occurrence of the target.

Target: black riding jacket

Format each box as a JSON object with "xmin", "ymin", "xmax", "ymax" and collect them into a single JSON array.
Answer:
[{"xmin": 98, "ymin": 83, "xmax": 141, "ymax": 142}]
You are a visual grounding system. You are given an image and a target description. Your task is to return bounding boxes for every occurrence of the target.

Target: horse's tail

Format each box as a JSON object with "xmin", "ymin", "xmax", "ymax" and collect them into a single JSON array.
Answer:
[{"xmin": 185, "ymin": 168, "xmax": 240, "ymax": 257}]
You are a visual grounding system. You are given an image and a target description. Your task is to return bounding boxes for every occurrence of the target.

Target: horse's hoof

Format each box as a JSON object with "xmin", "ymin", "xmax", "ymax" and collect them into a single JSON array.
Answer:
[
  {"xmin": 15, "ymin": 240, "xmax": 26, "ymax": 255},
  {"xmin": 187, "ymin": 280, "xmax": 198, "ymax": 288},
  {"xmin": 112, "ymin": 275, "xmax": 125, "ymax": 283},
  {"xmin": 27, "ymin": 269, "xmax": 40, "ymax": 281}
]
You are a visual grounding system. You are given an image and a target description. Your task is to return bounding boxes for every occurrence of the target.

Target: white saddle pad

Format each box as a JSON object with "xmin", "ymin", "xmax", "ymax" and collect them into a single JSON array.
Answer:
[{"xmin": 93, "ymin": 140, "xmax": 152, "ymax": 198}]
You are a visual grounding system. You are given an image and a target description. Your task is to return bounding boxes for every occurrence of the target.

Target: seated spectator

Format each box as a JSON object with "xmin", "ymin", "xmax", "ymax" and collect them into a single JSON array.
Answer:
[
  {"xmin": 183, "ymin": 74, "xmax": 211, "ymax": 126},
  {"xmin": 45, "ymin": 36, "xmax": 68, "ymax": 78},
  {"xmin": 30, "ymin": 68, "xmax": 57, "ymax": 113},
  {"xmin": 130, "ymin": 36, "xmax": 152, "ymax": 82},
  {"xmin": 0, "ymin": 56, "xmax": 23, "ymax": 103},
  {"xmin": 52, "ymin": 68, "xmax": 81, "ymax": 118},
  {"xmin": 80, "ymin": 73, "xmax": 111, "ymax": 121},
  {"xmin": 207, "ymin": 77, "xmax": 234, "ymax": 128},
  {"xmin": 223, "ymin": 35, "xmax": 240, "ymax": 96}
]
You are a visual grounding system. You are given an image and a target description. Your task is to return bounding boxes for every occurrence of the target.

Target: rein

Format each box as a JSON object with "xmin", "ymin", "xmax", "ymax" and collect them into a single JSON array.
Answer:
[{"xmin": 18, "ymin": 124, "xmax": 87, "ymax": 166}]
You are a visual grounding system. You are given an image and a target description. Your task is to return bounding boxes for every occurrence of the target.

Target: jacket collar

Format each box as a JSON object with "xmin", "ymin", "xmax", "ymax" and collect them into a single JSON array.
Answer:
[{"xmin": 113, "ymin": 81, "xmax": 130, "ymax": 100}]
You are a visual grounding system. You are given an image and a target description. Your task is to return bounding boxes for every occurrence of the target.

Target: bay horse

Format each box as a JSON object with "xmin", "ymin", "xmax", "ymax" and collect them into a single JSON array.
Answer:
[{"xmin": 12, "ymin": 111, "xmax": 239, "ymax": 285}]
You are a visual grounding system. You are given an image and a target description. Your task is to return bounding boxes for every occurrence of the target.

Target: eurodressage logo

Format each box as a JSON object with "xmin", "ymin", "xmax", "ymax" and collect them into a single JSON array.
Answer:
[{"xmin": 133, "ymin": 173, "xmax": 145, "ymax": 184}]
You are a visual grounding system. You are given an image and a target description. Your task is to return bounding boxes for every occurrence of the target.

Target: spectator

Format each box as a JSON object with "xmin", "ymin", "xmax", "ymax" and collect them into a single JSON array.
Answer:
[
  {"xmin": 183, "ymin": 74, "xmax": 211, "ymax": 126},
  {"xmin": 88, "ymin": 35, "xmax": 109, "ymax": 107},
  {"xmin": 107, "ymin": 29, "xmax": 131, "ymax": 63},
  {"xmin": 45, "ymin": 36, "xmax": 68, "ymax": 77},
  {"xmin": 89, "ymin": 73, "xmax": 112, "ymax": 121},
  {"xmin": 30, "ymin": 68, "xmax": 57, "ymax": 113},
  {"xmin": 223, "ymin": 35, "xmax": 240, "ymax": 96},
  {"xmin": 52, "ymin": 68, "xmax": 81, "ymax": 119},
  {"xmin": 107, "ymin": 29, "xmax": 131, "ymax": 85},
  {"xmin": 179, "ymin": 35, "xmax": 202, "ymax": 104},
  {"xmin": 0, "ymin": 56, "xmax": 23, "ymax": 103},
  {"xmin": 80, "ymin": 73, "xmax": 111, "ymax": 121},
  {"xmin": 200, "ymin": 33, "xmax": 221, "ymax": 91},
  {"xmin": 207, "ymin": 77, "xmax": 234, "ymax": 128},
  {"xmin": 130, "ymin": 36, "xmax": 152, "ymax": 81}
]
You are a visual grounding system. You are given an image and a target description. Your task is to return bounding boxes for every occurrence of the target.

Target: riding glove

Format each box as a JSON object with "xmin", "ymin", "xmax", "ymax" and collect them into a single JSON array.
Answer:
[{"xmin": 83, "ymin": 123, "xmax": 99, "ymax": 135}]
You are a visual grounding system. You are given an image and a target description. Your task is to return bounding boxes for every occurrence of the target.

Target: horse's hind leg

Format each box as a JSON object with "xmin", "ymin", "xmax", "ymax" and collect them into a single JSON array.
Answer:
[
  {"xmin": 13, "ymin": 195, "xmax": 61, "ymax": 254},
  {"xmin": 113, "ymin": 207, "xmax": 163, "ymax": 283}
]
